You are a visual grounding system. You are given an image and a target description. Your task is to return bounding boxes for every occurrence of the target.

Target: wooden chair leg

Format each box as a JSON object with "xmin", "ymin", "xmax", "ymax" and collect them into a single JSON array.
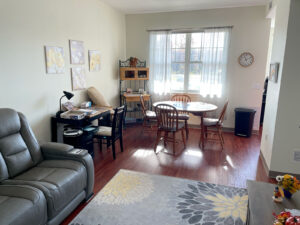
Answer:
[
  {"xmin": 112, "ymin": 141, "xmax": 116, "ymax": 159},
  {"xmin": 185, "ymin": 120, "xmax": 189, "ymax": 139},
  {"xmin": 172, "ymin": 132, "xmax": 176, "ymax": 156},
  {"xmin": 218, "ymin": 129, "xmax": 224, "ymax": 149},
  {"xmin": 99, "ymin": 139, "xmax": 102, "ymax": 152},
  {"xmin": 107, "ymin": 139, "xmax": 110, "ymax": 148},
  {"xmin": 164, "ymin": 132, "xmax": 168, "ymax": 147},
  {"xmin": 120, "ymin": 136, "xmax": 124, "ymax": 152},
  {"xmin": 181, "ymin": 129, "xmax": 186, "ymax": 148},
  {"xmin": 204, "ymin": 126, "xmax": 208, "ymax": 138},
  {"xmin": 154, "ymin": 130, "xmax": 161, "ymax": 153}
]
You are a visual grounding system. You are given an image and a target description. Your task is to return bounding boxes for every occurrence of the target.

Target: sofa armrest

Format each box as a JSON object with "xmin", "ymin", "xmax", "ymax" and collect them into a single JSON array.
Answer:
[{"xmin": 41, "ymin": 142, "xmax": 94, "ymax": 199}]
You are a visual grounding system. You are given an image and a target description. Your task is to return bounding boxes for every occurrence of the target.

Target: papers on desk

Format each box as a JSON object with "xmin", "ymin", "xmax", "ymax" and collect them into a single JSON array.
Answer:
[{"xmin": 60, "ymin": 109, "xmax": 97, "ymax": 120}]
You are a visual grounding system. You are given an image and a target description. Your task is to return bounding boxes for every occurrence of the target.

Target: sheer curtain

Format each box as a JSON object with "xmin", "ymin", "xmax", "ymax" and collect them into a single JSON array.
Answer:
[
  {"xmin": 149, "ymin": 31, "xmax": 172, "ymax": 96},
  {"xmin": 149, "ymin": 28, "xmax": 231, "ymax": 106},
  {"xmin": 199, "ymin": 28, "xmax": 231, "ymax": 98}
]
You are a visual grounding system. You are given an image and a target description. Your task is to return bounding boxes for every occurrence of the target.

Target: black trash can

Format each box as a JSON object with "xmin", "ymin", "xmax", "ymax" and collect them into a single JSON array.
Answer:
[{"xmin": 234, "ymin": 108, "xmax": 256, "ymax": 137}]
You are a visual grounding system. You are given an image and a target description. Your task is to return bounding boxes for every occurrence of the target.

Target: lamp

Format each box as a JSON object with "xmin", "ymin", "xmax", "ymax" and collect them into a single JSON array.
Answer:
[{"xmin": 56, "ymin": 91, "xmax": 74, "ymax": 118}]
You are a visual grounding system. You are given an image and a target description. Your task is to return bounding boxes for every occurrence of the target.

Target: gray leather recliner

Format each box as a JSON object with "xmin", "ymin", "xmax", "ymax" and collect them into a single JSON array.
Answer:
[{"xmin": 0, "ymin": 108, "xmax": 94, "ymax": 225}]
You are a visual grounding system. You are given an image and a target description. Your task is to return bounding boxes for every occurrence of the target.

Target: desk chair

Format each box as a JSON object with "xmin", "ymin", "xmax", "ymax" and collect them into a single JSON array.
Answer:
[
  {"xmin": 94, "ymin": 105, "xmax": 125, "ymax": 159},
  {"xmin": 154, "ymin": 104, "xmax": 186, "ymax": 155},
  {"xmin": 171, "ymin": 94, "xmax": 191, "ymax": 139},
  {"xmin": 140, "ymin": 95, "xmax": 156, "ymax": 132},
  {"xmin": 202, "ymin": 101, "xmax": 229, "ymax": 149}
]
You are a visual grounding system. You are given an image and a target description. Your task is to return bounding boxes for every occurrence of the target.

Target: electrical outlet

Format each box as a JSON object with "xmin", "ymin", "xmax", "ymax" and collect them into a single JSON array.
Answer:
[{"xmin": 293, "ymin": 151, "xmax": 300, "ymax": 162}]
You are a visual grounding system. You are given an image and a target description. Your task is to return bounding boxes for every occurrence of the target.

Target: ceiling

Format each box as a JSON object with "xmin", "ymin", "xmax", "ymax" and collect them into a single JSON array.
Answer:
[{"xmin": 102, "ymin": 0, "xmax": 269, "ymax": 14}]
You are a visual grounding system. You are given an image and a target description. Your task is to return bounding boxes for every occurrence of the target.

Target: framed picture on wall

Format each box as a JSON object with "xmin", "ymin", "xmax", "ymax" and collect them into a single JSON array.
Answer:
[
  {"xmin": 71, "ymin": 67, "xmax": 86, "ymax": 90},
  {"xmin": 44, "ymin": 46, "xmax": 65, "ymax": 74},
  {"xmin": 269, "ymin": 63, "xmax": 279, "ymax": 83},
  {"xmin": 88, "ymin": 50, "xmax": 100, "ymax": 72},
  {"xmin": 69, "ymin": 40, "xmax": 85, "ymax": 64}
]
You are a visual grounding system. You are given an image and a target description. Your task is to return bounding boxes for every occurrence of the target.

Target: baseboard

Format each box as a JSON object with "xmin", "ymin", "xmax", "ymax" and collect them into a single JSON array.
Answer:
[
  {"xmin": 188, "ymin": 125, "xmax": 259, "ymax": 135},
  {"xmin": 259, "ymin": 151, "xmax": 270, "ymax": 177},
  {"xmin": 259, "ymin": 151, "xmax": 300, "ymax": 179}
]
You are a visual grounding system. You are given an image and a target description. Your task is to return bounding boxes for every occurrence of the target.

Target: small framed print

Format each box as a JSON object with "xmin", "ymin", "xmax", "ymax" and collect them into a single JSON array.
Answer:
[
  {"xmin": 44, "ymin": 46, "xmax": 65, "ymax": 74},
  {"xmin": 269, "ymin": 63, "xmax": 279, "ymax": 83},
  {"xmin": 71, "ymin": 67, "xmax": 86, "ymax": 90},
  {"xmin": 69, "ymin": 40, "xmax": 85, "ymax": 64},
  {"xmin": 88, "ymin": 50, "xmax": 100, "ymax": 72}
]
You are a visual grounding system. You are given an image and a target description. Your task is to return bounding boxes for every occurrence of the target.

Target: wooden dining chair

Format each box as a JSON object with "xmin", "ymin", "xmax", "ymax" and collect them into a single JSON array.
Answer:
[
  {"xmin": 202, "ymin": 101, "xmax": 229, "ymax": 149},
  {"xmin": 154, "ymin": 104, "xmax": 186, "ymax": 155},
  {"xmin": 171, "ymin": 94, "xmax": 191, "ymax": 139},
  {"xmin": 94, "ymin": 105, "xmax": 125, "ymax": 159},
  {"xmin": 140, "ymin": 95, "xmax": 157, "ymax": 132}
]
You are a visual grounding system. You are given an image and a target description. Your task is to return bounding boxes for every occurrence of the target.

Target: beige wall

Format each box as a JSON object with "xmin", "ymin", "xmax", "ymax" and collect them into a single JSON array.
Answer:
[
  {"xmin": 261, "ymin": 0, "xmax": 290, "ymax": 169},
  {"xmin": 0, "ymin": 0, "xmax": 126, "ymax": 141},
  {"xmin": 262, "ymin": 0, "xmax": 300, "ymax": 174},
  {"xmin": 125, "ymin": 6, "xmax": 271, "ymax": 130}
]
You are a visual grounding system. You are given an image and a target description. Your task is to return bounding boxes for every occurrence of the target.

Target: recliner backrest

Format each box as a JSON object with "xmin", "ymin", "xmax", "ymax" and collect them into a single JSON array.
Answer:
[{"xmin": 0, "ymin": 108, "xmax": 43, "ymax": 180}]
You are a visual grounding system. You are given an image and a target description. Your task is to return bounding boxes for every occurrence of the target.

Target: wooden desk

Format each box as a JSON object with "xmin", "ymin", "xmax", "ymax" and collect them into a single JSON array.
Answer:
[
  {"xmin": 51, "ymin": 107, "xmax": 111, "ymax": 142},
  {"xmin": 122, "ymin": 93, "xmax": 151, "ymax": 103}
]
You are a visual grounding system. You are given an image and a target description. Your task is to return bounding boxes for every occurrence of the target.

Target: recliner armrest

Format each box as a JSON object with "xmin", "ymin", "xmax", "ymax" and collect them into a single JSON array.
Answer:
[{"xmin": 40, "ymin": 142, "xmax": 94, "ymax": 199}]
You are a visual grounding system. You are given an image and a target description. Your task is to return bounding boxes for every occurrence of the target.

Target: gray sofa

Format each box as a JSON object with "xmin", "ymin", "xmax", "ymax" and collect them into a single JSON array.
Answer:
[{"xmin": 0, "ymin": 108, "xmax": 94, "ymax": 225}]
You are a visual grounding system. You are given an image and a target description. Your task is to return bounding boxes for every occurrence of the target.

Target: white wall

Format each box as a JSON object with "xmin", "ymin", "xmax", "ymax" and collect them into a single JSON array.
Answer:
[
  {"xmin": 0, "ymin": 0, "xmax": 126, "ymax": 141},
  {"xmin": 262, "ymin": 0, "xmax": 300, "ymax": 174},
  {"xmin": 261, "ymin": 0, "xmax": 290, "ymax": 169},
  {"xmin": 125, "ymin": 6, "xmax": 271, "ymax": 130}
]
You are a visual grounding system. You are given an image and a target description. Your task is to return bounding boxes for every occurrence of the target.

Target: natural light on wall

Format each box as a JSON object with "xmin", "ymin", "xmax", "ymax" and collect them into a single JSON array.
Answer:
[{"xmin": 149, "ymin": 27, "xmax": 231, "ymax": 98}]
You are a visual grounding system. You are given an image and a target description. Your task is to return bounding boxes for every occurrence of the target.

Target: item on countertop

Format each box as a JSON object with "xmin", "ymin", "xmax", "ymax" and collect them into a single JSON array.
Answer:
[
  {"xmin": 81, "ymin": 101, "xmax": 92, "ymax": 108},
  {"xmin": 126, "ymin": 88, "xmax": 133, "ymax": 93},
  {"xmin": 119, "ymin": 57, "xmax": 146, "ymax": 68},
  {"xmin": 276, "ymin": 174, "xmax": 300, "ymax": 199},
  {"xmin": 60, "ymin": 110, "xmax": 86, "ymax": 120},
  {"xmin": 56, "ymin": 91, "xmax": 74, "ymax": 118},
  {"xmin": 273, "ymin": 211, "xmax": 292, "ymax": 225},
  {"xmin": 62, "ymin": 101, "xmax": 75, "ymax": 111},
  {"xmin": 138, "ymin": 88, "xmax": 144, "ymax": 94},
  {"xmin": 273, "ymin": 186, "xmax": 283, "ymax": 203}
]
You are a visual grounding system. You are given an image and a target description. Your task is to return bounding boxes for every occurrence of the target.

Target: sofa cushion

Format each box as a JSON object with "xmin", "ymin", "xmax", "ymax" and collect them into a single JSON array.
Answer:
[
  {"xmin": 87, "ymin": 86, "xmax": 111, "ymax": 107},
  {"xmin": 0, "ymin": 185, "xmax": 47, "ymax": 225},
  {"xmin": 4, "ymin": 160, "xmax": 87, "ymax": 219}
]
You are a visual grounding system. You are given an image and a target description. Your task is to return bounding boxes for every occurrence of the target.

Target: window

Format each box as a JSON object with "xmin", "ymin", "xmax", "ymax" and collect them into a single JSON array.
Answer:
[
  {"xmin": 170, "ymin": 31, "xmax": 227, "ymax": 96},
  {"xmin": 149, "ymin": 28, "xmax": 231, "ymax": 97}
]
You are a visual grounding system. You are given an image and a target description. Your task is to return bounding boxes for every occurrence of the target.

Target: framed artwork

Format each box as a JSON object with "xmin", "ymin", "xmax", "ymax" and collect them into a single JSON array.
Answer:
[
  {"xmin": 69, "ymin": 40, "xmax": 85, "ymax": 64},
  {"xmin": 269, "ymin": 63, "xmax": 279, "ymax": 83},
  {"xmin": 88, "ymin": 50, "xmax": 101, "ymax": 72},
  {"xmin": 44, "ymin": 46, "xmax": 65, "ymax": 74},
  {"xmin": 71, "ymin": 67, "xmax": 86, "ymax": 90}
]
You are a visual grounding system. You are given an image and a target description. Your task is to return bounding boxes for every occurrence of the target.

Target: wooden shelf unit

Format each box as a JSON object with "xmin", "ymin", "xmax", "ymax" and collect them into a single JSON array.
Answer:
[{"xmin": 120, "ymin": 67, "xmax": 149, "ymax": 80}]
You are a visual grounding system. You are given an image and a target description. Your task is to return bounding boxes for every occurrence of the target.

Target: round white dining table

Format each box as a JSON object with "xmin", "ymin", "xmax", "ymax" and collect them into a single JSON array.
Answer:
[{"xmin": 153, "ymin": 101, "xmax": 218, "ymax": 150}]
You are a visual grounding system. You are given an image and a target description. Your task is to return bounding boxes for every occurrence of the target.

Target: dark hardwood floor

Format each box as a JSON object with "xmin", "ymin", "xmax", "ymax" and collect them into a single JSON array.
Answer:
[{"xmin": 62, "ymin": 125, "xmax": 273, "ymax": 224}]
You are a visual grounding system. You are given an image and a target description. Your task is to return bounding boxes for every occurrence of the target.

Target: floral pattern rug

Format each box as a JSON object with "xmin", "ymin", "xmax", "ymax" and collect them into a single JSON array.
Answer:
[{"xmin": 70, "ymin": 170, "xmax": 248, "ymax": 225}]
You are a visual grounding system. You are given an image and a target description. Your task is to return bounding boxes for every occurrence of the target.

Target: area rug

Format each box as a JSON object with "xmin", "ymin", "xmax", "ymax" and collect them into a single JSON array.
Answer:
[{"xmin": 70, "ymin": 170, "xmax": 248, "ymax": 225}]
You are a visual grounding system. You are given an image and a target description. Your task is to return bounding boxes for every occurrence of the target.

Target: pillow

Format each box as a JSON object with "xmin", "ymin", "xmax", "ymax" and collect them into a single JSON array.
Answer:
[{"xmin": 87, "ymin": 87, "xmax": 111, "ymax": 107}]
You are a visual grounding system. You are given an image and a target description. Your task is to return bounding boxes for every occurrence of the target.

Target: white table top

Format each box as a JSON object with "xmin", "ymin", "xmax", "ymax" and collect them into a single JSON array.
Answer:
[{"xmin": 153, "ymin": 101, "xmax": 218, "ymax": 113}]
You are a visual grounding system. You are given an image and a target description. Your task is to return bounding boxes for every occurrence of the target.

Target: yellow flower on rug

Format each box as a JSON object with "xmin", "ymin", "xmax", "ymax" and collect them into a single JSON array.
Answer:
[
  {"xmin": 98, "ymin": 171, "xmax": 154, "ymax": 205},
  {"xmin": 205, "ymin": 193, "xmax": 248, "ymax": 223}
]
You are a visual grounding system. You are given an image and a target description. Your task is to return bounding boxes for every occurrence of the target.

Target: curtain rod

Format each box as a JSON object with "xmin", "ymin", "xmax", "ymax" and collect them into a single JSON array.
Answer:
[{"xmin": 146, "ymin": 26, "xmax": 233, "ymax": 32}]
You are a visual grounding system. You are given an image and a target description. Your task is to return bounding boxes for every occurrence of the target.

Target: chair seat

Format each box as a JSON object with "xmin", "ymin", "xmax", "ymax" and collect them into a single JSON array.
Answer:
[
  {"xmin": 203, "ymin": 118, "xmax": 219, "ymax": 126},
  {"xmin": 159, "ymin": 122, "xmax": 185, "ymax": 132},
  {"xmin": 96, "ymin": 126, "xmax": 112, "ymax": 136},
  {"xmin": 5, "ymin": 160, "xmax": 87, "ymax": 219},
  {"xmin": 178, "ymin": 113, "xmax": 189, "ymax": 120},
  {"xmin": 146, "ymin": 110, "xmax": 156, "ymax": 118}
]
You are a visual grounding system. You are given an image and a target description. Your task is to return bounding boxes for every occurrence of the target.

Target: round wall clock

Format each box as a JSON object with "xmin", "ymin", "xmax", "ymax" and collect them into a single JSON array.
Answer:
[{"xmin": 239, "ymin": 52, "xmax": 254, "ymax": 67}]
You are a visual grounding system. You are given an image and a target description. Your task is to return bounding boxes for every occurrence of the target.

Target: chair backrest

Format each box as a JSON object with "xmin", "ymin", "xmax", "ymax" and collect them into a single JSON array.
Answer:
[
  {"xmin": 218, "ymin": 101, "xmax": 229, "ymax": 124},
  {"xmin": 0, "ymin": 108, "xmax": 43, "ymax": 180},
  {"xmin": 111, "ymin": 105, "xmax": 126, "ymax": 138},
  {"xmin": 155, "ymin": 104, "xmax": 179, "ymax": 131},
  {"xmin": 140, "ymin": 95, "xmax": 147, "ymax": 117},
  {"xmin": 171, "ymin": 94, "xmax": 191, "ymax": 103}
]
